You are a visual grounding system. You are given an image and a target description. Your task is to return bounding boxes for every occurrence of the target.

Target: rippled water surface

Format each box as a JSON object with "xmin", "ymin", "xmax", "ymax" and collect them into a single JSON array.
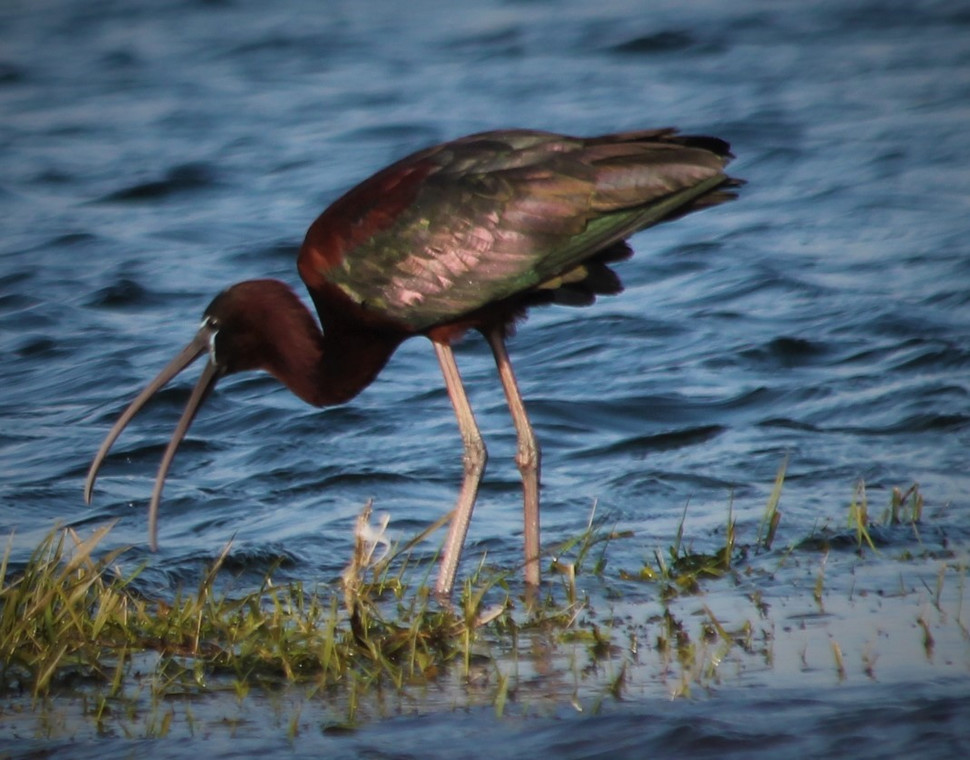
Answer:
[{"xmin": 2, "ymin": 0, "xmax": 970, "ymax": 756}]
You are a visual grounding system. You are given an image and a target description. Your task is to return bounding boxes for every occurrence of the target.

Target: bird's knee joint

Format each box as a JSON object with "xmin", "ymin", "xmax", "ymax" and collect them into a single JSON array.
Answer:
[
  {"xmin": 516, "ymin": 440, "xmax": 540, "ymax": 474},
  {"xmin": 463, "ymin": 437, "xmax": 487, "ymax": 472}
]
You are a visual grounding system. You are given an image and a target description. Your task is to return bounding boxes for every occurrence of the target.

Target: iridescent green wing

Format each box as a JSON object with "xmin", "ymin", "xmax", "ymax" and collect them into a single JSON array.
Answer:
[{"xmin": 320, "ymin": 130, "xmax": 731, "ymax": 331}]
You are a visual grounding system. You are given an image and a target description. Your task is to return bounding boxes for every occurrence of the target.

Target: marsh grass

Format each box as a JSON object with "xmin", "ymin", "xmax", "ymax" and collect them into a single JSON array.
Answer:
[
  {"xmin": 0, "ymin": 476, "xmax": 952, "ymax": 733},
  {"xmin": 622, "ymin": 460, "xmax": 789, "ymax": 597},
  {"xmin": 0, "ymin": 519, "xmax": 450, "ymax": 706}
]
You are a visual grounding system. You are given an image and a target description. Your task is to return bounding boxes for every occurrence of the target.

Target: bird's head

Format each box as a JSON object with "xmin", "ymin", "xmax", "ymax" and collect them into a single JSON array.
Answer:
[{"xmin": 84, "ymin": 278, "xmax": 316, "ymax": 549}]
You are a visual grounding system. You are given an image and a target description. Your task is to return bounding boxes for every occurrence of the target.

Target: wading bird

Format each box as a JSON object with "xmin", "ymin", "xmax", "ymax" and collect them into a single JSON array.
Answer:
[{"xmin": 85, "ymin": 128, "xmax": 740, "ymax": 597}]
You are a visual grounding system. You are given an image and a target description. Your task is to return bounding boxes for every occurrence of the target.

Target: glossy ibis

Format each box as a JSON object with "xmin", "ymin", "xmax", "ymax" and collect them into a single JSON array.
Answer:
[{"xmin": 85, "ymin": 128, "xmax": 740, "ymax": 597}]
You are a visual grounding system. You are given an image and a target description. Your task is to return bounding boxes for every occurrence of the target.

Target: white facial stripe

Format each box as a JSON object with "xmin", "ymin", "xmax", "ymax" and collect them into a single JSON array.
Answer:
[{"xmin": 202, "ymin": 317, "xmax": 219, "ymax": 362}]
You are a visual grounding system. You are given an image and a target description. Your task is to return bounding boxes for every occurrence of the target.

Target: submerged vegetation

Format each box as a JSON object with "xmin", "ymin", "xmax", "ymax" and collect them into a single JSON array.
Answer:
[{"xmin": 0, "ymin": 475, "xmax": 966, "ymax": 739}]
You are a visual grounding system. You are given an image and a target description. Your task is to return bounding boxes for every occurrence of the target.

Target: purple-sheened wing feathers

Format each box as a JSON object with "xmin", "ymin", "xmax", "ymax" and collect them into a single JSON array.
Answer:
[{"xmin": 309, "ymin": 129, "xmax": 734, "ymax": 331}]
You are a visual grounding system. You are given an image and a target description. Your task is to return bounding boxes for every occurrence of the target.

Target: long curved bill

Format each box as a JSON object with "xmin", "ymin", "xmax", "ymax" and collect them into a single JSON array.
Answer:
[{"xmin": 84, "ymin": 324, "xmax": 224, "ymax": 550}]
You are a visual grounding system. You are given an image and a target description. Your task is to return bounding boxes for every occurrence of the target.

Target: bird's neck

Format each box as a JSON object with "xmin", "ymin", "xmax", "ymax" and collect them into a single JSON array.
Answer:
[
  {"xmin": 306, "ymin": 327, "xmax": 403, "ymax": 406},
  {"xmin": 263, "ymin": 321, "xmax": 402, "ymax": 408},
  {"xmin": 235, "ymin": 280, "xmax": 405, "ymax": 408}
]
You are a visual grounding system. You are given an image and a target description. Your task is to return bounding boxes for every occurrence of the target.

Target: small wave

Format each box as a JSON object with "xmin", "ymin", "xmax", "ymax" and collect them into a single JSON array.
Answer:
[
  {"xmin": 576, "ymin": 424, "xmax": 725, "ymax": 459},
  {"xmin": 609, "ymin": 30, "xmax": 698, "ymax": 55},
  {"xmin": 85, "ymin": 277, "xmax": 158, "ymax": 309},
  {"xmin": 761, "ymin": 412, "xmax": 969, "ymax": 436},
  {"xmin": 98, "ymin": 162, "xmax": 218, "ymax": 203},
  {"xmin": 740, "ymin": 336, "xmax": 830, "ymax": 368}
]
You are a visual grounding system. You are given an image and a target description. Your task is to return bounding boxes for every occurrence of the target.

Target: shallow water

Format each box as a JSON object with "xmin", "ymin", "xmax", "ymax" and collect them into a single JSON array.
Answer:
[
  {"xmin": 2, "ymin": 0, "xmax": 970, "ymax": 755},
  {"xmin": 9, "ymin": 678, "xmax": 970, "ymax": 760}
]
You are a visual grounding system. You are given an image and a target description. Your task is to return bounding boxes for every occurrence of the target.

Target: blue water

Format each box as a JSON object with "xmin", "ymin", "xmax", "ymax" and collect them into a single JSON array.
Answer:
[{"xmin": 2, "ymin": 0, "xmax": 970, "ymax": 756}]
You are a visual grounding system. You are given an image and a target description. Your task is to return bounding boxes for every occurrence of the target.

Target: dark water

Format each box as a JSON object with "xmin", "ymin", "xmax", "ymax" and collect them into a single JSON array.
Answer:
[
  {"xmin": 2, "ymin": 0, "xmax": 970, "ymax": 756},
  {"xmin": 7, "ymin": 677, "xmax": 970, "ymax": 760}
]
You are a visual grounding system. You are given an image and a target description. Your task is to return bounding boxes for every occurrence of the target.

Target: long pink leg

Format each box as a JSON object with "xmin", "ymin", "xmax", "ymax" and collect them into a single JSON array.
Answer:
[
  {"xmin": 432, "ymin": 339, "xmax": 487, "ymax": 598},
  {"xmin": 485, "ymin": 328, "xmax": 541, "ymax": 587}
]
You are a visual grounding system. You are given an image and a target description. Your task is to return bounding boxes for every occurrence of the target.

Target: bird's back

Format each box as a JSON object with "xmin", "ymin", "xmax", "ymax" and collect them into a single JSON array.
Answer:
[{"xmin": 298, "ymin": 129, "xmax": 739, "ymax": 334}]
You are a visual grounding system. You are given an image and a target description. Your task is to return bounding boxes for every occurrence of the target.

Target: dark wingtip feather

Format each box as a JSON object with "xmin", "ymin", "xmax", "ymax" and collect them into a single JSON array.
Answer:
[
  {"xmin": 668, "ymin": 134, "xmax": 734, "ymax": 159},
  {"xmin": 588, "ymin": 129, "xmax": 734, "ymax": 161}
]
